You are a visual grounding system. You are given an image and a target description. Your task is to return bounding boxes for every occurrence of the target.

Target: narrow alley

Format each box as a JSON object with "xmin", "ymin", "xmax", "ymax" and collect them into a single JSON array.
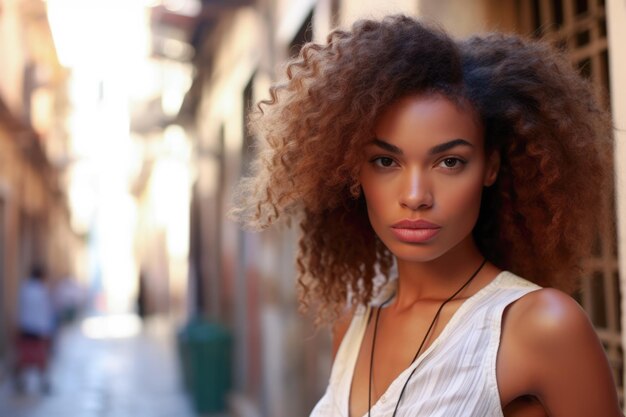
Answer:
[
  {"xmin": 1, "ymin": 1, "xmax": 625, "ymax": 416},
  {"xmin": 0, "ymin": 316, "xmax": 196, "ymax": 417}
]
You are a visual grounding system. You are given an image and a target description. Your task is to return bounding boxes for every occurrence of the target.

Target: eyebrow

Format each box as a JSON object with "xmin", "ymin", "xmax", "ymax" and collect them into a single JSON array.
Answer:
[
  {"xmin": 371, "ymin": 138, "xmax": 474, "ymax": 156},
  {"xmin": 428, "ymin": 138, "xmax": 474, "ymax": 155},
  {"xmin": 371, "ymin": 138, "xmax": 403, "ymax": 154}
]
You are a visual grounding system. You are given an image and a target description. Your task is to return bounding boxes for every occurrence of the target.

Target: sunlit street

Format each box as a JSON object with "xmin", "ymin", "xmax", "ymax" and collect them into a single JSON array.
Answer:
[{"xmin": 0, "ymin": 315, "xmax": 195, "ymax": 417}]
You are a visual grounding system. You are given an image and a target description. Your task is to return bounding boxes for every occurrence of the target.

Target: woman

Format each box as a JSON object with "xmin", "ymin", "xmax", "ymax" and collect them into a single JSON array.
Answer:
[{"xmin": 232, "ymin": 15, "xmax": 621, "ymax": 417}]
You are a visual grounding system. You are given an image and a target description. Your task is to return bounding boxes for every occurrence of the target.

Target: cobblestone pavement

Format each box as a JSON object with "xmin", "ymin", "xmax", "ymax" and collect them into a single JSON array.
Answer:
[{"xmin": 0, "ymin": 315, "xmax": 197, "ymax": 417}]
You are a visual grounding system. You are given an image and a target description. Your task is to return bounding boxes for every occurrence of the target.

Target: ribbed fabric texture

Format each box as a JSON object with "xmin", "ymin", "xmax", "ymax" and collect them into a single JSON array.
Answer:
[{"xmin": 310, "ymin": 271, "xmax": 541, "ymax": 417}]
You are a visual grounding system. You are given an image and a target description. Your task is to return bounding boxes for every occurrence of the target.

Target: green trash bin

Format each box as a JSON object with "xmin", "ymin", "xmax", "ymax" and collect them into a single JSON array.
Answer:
[
  {"xmin": 178, "ymin": 317, "xmax": 233, "ymax": 414},
  {"xmin": 177, "ymin": 324, "xmax": 192, "ymax": 391}
]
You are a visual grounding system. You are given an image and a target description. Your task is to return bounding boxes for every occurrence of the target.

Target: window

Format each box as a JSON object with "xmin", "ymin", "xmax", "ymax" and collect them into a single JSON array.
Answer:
[{"xmin": 519, "ymin": 0, "xmax": 622, "ymax": 403}]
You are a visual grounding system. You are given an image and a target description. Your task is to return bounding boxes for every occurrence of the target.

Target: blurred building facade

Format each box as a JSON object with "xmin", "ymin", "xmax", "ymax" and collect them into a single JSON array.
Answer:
[
  {"xmin": 35, "ymin": 0, "xmax": 196, "ymax": 319},
  {"xmin": 0, "ymin": 0, "xmax": 82, "ymax": 377},
  {"xmin": 613, "ymin": 0, "xmax": 626, "ymax": 406},
  {"xmin": 181, "ymin": 0, "xmax": 626, "ymax": 415},
  {"xmin": 128, "ymin": 4, "xmax": 196, "ymax": 321}
]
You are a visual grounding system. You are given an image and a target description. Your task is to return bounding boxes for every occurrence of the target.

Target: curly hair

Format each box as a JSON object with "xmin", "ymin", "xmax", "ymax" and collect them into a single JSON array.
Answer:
[
  {"xmin": 231, "ymin": 15, "xmax": 612, "ymax": 323},
  {"xmin": 461, "ymin": 34, "xmax": 612, "ymax": 293}
]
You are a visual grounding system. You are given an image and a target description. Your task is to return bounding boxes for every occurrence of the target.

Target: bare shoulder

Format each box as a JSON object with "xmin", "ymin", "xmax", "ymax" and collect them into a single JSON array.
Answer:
[
  {"xmin": 506, "ymin": 288, "xmax": 593, "ymax": 345},
  {"xmin": 502, "ymin": 288, "xmax": 622, "ymax": 416}
]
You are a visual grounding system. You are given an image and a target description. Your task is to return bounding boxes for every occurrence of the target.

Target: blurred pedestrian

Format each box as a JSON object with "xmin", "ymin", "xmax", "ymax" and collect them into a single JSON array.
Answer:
[
  {"xmin": 136, "ymin": 269, "xmax": 148, "ymax": 319},
  {"xmin": 232, "ymin": 15, "xmax": 621, "ymax": 417},
  {"xmin": 13, "ymin": 264, "xmax": 55, "ymax": 394}
]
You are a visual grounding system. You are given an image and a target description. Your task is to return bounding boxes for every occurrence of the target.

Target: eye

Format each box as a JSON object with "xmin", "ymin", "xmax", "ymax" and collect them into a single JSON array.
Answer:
[
  {"xmin": 371, "ymin": 156, "xmax": 398, "ymax": 168},
  {"xmin": 438, "ymin": 157, "xmax": 466, "ymax": 169}
]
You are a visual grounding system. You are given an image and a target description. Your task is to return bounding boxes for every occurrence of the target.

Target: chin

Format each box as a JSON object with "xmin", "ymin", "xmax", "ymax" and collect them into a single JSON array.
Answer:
[
  {"xmin": 384, "ymin": 242, "xmax": 449, "ymax": 264},
  {"xmin": 380, "ymin": 230, "xmax": 475, "ymax": 265}
]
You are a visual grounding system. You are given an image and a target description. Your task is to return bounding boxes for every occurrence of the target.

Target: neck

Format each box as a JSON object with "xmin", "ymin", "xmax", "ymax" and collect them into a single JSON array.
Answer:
[{"xmin": 393, "ymin": 237, "xmax": 485, "ymax": 309}]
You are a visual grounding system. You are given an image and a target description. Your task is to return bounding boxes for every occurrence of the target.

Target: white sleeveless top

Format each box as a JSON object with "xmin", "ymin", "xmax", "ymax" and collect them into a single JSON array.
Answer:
[{"xmin": 310, "ymin": 271, "xmax": 541, "ymax": 417}]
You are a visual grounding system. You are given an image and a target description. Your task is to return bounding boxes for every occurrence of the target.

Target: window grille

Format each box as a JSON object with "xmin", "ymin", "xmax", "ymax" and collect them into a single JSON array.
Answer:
[{"xmin": 518, "ymin": 0, "xmax": 622, "ymax": 404}]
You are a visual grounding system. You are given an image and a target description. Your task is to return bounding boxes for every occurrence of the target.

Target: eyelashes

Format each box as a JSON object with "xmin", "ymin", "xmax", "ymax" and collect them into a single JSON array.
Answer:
[
  {"xmin": 368, "ymin": 156, "xmax": 468, "ymax": 171},
  {"xmin": 370, "ymin": 156, "xmax": 397, "ymax": 168},
  {"xmin": 438, "ymin": 157, "xmax": 467, "ymax": 169}
]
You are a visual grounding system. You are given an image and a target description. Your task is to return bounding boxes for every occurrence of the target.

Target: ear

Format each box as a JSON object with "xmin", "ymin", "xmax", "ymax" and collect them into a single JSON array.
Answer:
[{"xmin": 483, "ymin": 151, "xmax": 500, "ymax": 187}]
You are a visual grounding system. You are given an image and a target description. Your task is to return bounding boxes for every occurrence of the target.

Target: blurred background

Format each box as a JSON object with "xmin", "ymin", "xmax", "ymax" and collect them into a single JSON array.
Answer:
[{"xmin": 0, "ymin": 0, "xmax": 624, "ymax": 416}]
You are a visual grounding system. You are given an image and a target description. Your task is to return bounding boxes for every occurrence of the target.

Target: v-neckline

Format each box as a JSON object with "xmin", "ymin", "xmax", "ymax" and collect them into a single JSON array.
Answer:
[{"xmin": 344, "ymin": 271, "xmax": 506, "ymax": 417}]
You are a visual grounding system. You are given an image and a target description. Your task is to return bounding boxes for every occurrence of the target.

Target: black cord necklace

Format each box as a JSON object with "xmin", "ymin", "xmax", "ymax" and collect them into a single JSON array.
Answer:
[{"xmin": 367, "ymin": 258, "xmax": 487, "ymax": 417}]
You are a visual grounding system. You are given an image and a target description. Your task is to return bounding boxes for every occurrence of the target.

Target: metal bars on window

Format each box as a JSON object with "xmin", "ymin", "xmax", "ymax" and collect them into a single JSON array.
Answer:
[{"xmin": 519, "ymin": 0, "xmax": 622, "ymax": 403}]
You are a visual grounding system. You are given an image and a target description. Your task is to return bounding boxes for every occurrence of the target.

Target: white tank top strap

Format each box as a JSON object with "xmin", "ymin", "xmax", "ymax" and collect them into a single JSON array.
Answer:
[
  {"xmin": 310, "ymin": 271, "xmax": 542, "ymax": 417},
  {"xmin": 330, "ymin": 305, "xmax": 371, "ymax": 384}
]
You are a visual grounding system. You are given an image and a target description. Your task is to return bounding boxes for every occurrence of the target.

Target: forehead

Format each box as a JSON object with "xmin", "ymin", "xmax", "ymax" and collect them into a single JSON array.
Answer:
[{"xmin": 373, "ymin": 94, "xmax": 483, "ymax": 148}]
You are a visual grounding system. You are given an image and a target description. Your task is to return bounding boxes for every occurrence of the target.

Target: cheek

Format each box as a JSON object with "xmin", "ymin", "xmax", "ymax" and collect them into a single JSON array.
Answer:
[{"xmin": 440, "ymin": 178, "xmax": 484, "ymax": 223}]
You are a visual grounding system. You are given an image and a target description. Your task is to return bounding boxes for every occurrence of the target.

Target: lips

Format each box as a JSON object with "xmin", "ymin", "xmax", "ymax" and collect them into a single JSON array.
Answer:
[{"xmin": 391, "ymin": 219, "xmax": 441, "ymax": 243}]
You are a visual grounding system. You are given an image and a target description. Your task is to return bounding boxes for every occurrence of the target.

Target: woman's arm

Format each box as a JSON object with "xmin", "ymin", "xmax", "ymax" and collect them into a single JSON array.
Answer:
[{"xmin": 506, "ymin": 288, "xmax": 622, "ymax": 416}]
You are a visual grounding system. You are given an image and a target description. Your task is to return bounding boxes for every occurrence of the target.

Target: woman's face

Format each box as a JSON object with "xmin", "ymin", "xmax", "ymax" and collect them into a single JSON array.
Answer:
[{"xmin": 359, "ymin": 93, "xmax": 499, "ymax": 263}]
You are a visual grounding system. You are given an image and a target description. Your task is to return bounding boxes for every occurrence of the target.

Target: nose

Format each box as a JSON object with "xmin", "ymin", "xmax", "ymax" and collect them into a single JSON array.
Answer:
[{"xmin": 399, "ymin": 167, "xmax": 433, "ymax": 210}]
